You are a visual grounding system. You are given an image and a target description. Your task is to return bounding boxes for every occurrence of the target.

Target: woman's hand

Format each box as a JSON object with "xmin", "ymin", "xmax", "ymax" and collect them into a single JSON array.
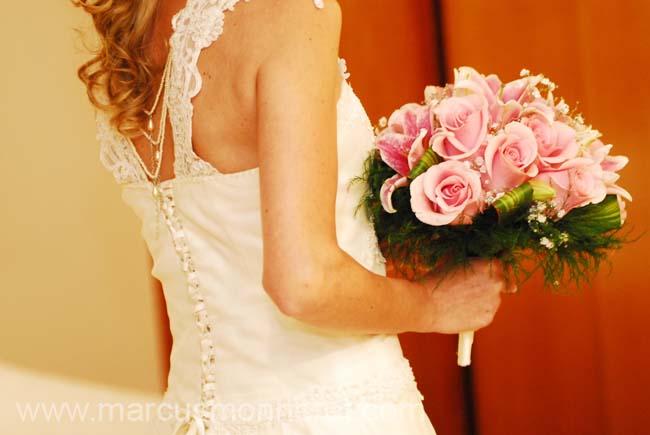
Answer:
[{"xmin": 419, "ymin": 259, "xmax": 515, "ymax": 334}]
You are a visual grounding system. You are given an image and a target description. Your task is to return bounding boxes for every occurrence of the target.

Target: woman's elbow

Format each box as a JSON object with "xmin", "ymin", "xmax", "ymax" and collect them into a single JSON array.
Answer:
[{"xmin": 262, "ymin": 258, "xmax": 330, "ymax": 319}]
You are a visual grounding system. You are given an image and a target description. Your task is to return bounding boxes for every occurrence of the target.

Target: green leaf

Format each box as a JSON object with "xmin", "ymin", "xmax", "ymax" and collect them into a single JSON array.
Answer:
[
  {"xmin": 408, "ymin": 148, "xmax": 441, "ymax": 179},
  {"xmin": 492, "ymin": 183, "xmax": 534, "ymax": 223},
  {"xmin": 529, "ymin": 180, "xmax": 556, "ymax": 201},
  {"xmin": 563, "ymin": 195, "xmax": 622, "ymax": 232}
]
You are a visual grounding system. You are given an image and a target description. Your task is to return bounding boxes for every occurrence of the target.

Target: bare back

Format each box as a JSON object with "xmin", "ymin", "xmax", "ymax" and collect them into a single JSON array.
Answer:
[{"xmin": 131, "ymin": 0, "xmax": 342, "ymax": 182}]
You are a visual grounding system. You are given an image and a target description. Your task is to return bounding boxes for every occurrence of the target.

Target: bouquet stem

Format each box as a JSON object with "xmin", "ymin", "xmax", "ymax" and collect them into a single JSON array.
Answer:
[{"xmin": 457, "ymin": 331, "xmax": 474, "ymax": 367}]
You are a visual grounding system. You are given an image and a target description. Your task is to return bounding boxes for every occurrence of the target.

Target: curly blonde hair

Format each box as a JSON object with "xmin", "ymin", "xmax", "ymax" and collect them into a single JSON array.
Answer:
[{"xmin": 74, "ymin": 0, "xmax": 161, "ymax": 137}]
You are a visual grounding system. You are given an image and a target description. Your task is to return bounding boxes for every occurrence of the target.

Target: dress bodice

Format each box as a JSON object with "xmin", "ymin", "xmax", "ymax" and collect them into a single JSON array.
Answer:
[{"xmin": 95, "ymin": 1, "xmax": 431, "ymax": 434}]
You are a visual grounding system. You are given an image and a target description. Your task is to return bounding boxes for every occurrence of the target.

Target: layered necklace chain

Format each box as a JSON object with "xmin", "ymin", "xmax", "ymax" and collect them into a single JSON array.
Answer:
[{"xmin": 129, "ymin": 52, "xmax": 174, "ymax": 203}]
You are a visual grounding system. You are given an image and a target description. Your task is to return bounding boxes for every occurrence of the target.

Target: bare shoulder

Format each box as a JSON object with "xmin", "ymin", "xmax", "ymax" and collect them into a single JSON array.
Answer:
[
  {"xmin": 265, "ymin": 0, "xmax": 342, "ymax": 28},
  {"xmin": 254, "ymin": 0, "xmax": 342, "ymax": 26},
  {"xmin": 243, "ymin": 0, "xmax": 342, "ymax": 62}
]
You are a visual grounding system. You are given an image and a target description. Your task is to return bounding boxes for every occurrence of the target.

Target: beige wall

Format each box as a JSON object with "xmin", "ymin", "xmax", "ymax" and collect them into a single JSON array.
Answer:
[
  {"xmin": 0, "ymin": 2, "xmax": 163, "ymax": 393},
  {"xmin": 0, "ymin": 360, "xmax": 160, "ymax": 434}
]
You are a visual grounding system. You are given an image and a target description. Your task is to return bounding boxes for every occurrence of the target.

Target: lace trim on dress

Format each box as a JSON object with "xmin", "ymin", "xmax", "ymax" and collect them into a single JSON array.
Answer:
[
  {"xmin": 362, "ymin": 230, "xmax": 388, "ymax": 269},
  {"xmin": 97, "ymin": 110, "xmax": 147, "ymax": 185},
  {"xmin": 338, "ymin": 57, "xmax": 351, "ymax": 81},
  {"xmin": 165, "ymin": 0, "xmax": 241, "ymax": 180},
  {"xmin": 168, "ymin": 357, "xmax": 424, "ymax": 434},
  {"xmin": 335, "ymin": 62, "xmax": 386, "ymax": 271}
]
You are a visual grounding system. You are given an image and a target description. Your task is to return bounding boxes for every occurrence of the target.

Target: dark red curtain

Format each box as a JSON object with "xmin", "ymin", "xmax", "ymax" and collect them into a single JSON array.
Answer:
[{"xmin": 339, "ymin": 1, "xmax": 650, "ymax": 434}]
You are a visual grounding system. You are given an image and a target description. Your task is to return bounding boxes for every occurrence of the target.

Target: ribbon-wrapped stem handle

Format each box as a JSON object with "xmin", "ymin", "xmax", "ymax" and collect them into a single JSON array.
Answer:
[{"xmin": 457, "ymin": 330, "xmax": 474, "ymax": 367}]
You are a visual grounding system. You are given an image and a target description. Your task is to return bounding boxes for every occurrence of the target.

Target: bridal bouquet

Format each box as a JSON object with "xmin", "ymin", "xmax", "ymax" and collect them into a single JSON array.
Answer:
[{"xmin": 358, "ymin": 67, "xmax": 631, "ymax": 366}]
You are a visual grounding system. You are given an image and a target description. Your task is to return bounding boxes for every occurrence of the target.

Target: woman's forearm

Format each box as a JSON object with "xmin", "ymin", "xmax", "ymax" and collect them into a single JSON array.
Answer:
[{"xmin": 266, "ymin": 247, "xmax": 434, "ymax": 335}]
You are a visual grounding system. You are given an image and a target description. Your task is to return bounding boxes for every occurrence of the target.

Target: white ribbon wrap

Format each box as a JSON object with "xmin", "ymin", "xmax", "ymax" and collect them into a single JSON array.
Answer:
[{"xmin": 457, "ymin": 331, "xmax": 474, "ymax": 367}]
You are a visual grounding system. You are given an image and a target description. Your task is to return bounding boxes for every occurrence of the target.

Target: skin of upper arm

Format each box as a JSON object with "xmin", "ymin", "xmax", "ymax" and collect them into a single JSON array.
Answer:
[{"xmin": 255, "ymin": 0, "xmax": 343, "ymax": 311}]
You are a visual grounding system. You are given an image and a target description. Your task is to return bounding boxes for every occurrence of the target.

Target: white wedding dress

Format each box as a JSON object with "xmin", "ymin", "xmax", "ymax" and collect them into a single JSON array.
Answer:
[{"xmin": 96, "ymin": 0, "xmax": 437, "ymax": 434}]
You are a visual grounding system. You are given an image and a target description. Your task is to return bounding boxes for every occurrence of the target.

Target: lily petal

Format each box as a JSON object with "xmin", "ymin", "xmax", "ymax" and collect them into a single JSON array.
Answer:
[
  {"xmin": 380, "ymin": 174, "xmax": 409, "ymax": 214},
  {"xmin": 607, "ymin": 184, "xmax": 633, "ymax": 202},
  {"xmin": 407, "ymin": 128, "xmax": 429, "ymax": 170},
  {"xmin": 602, "ymin": 155, "xmax": 629, "ymax": 173}
]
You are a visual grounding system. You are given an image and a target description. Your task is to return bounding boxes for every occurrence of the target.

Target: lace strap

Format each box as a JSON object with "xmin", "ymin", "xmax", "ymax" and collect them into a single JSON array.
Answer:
[
  {"xmin": 170, "ymin": 0, "xmax": 244, "ymax": 100},
  {"xmin": 97, "ymin": 110, "xmax": 148, "ymax": 185}
]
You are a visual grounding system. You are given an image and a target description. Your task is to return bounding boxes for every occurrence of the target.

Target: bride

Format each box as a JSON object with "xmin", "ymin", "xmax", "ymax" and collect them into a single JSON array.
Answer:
[{"xmin": 75, "ymin": 0, "xmax": 509, "ymax": 433}]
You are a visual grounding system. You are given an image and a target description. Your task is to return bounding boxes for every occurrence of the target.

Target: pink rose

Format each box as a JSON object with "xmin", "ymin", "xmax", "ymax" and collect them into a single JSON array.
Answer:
[
  {"xmin": 431, "ymin": 94, "xmax": 489, "ymax": 160},
  {"xmin": 535, "ymin": 162, "xmax": 607, "ymax": 215},
  {"xmin": 523, "ymin": 114, "xmax": 578, "ymax": 168},
  {"xmin": 454, "ymin": 67, "xmax": 501, "ymax": 120},
  {"xmin": 377, "ymin": 103, "xmax": 434, "ymax": 176},
  {"xmin": 501, "ymin": 76, "xmax": 540, "ymax": 105},
  {"xmin": 521, "ymin": 98, "xmax": 556, "ymax": 121},
  {"xmin": 410, "ymin": 160, "xmax": 483, "ymax": 226},
  {"xmin": 453, "ymin": 68, "xmax": 541, "ymax": 127},
  {"xmin": 484, "ymin": 122, "xmax": 540, "ymax": 192},
  {"xmin": 490, "ymin": 76, "xmax": 542, "ymax": 127}
]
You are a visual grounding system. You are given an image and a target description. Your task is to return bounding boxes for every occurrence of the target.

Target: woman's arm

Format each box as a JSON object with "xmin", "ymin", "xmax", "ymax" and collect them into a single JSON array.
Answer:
[{"xmin": 256, "ymin": 0, "xmax": 505, "ymax": 335}]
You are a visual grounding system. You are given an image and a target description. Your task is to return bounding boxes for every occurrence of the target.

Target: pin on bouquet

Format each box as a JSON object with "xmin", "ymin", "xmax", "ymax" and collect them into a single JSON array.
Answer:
[{"xmin": 358, "ymin": 66, "xmax": 632, "ymax": 366}]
